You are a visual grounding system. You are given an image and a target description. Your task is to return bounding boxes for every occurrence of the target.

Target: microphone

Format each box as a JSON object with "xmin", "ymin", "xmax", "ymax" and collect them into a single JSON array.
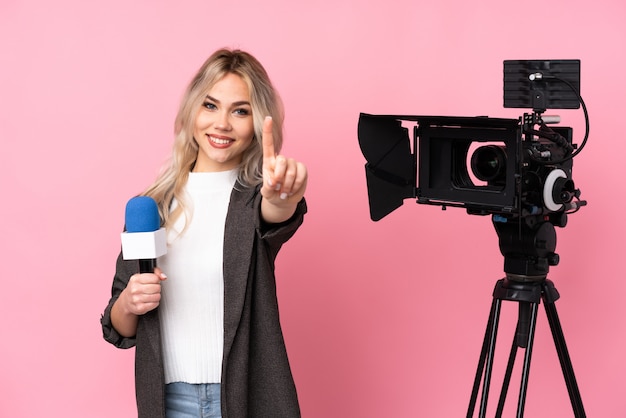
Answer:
[{"xmin": 120, "ymin": 196, "xmax": 167, "ymax": 273}]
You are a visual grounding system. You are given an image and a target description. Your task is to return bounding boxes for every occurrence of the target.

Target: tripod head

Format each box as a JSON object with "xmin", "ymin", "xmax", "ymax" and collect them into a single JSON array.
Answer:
[{"xmin": 493, "ymin": 214, "xmax": 563, "ymax": 282}]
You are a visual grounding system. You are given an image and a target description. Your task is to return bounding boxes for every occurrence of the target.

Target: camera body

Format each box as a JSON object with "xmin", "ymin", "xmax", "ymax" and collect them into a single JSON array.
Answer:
[
  {"xmin": 358, "ymin": 60, "xmax": 585, "ymax": 225},
  {"xmin": 416, "ymin": 113, "xmax": 578, "ymax": 219}
]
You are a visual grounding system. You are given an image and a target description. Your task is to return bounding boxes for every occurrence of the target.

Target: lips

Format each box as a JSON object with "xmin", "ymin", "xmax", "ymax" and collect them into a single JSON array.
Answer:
[{"xmin": 208, "ymin": 134, "xmax": 234, "ymax": 147}]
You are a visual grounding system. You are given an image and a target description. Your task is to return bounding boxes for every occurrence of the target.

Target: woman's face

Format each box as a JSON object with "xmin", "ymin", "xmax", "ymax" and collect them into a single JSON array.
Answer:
[{"xmin": 192, "ymin": 73, "xmax": 255, "ymax": 172}]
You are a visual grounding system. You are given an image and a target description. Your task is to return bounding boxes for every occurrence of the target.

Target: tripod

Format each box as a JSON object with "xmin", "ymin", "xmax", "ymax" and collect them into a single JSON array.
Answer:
[{"xmin": 466, "ymin": 217, "xmax": 586, "ymax": 418}]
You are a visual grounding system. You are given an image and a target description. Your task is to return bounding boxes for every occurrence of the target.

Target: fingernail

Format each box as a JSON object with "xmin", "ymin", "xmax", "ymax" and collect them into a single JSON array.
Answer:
[
  {"xmin": 275, "ymin": 183, "xmax": 281, "ymax": 191},
  {"xmin": 280, "ymin": 192, "xmax": 288, "ymax": 200},
  {"xmin": 160, "ymin": 273, "xmax": 167, "ymax": 279},
  {"xmin": 267, "ymin": 178, "xmax": 273, "ymax": 187}
]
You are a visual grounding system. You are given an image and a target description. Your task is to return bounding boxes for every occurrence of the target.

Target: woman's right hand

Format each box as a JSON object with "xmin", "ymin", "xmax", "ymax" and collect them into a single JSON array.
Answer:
[
  {"xmin": 111, "ymin": 268, "xmax": 167, "ymax": 337},
  {"xmin": 121, "ymin": 268, "xmax": 167, "ymax": 315}
]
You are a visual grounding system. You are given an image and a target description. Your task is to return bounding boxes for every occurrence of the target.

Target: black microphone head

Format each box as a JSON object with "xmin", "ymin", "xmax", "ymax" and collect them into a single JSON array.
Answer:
[{"xmin": 125, "ymin": 196, "xmax": 160, "ymax": 232}]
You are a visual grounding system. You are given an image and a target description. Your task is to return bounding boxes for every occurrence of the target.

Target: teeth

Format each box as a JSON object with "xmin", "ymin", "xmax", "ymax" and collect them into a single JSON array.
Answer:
[{"xmin": 210, "ymin": 136, "xmax": 231, "ymax": 145}]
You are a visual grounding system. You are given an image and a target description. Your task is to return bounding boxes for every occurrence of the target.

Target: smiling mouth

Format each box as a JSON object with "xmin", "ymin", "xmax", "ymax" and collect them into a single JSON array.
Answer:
[{"xmin": 209, "ymin": 135, "xmax": 233, "ymax": 145}]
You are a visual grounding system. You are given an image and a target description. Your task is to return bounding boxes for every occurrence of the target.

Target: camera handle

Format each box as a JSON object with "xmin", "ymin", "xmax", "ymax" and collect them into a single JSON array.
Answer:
[{"xmin": 466, "ymin": 218, "xmax": 586, "ymax": 418}]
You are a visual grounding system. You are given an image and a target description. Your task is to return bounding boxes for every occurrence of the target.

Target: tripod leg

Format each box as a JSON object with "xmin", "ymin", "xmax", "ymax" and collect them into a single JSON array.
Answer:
[
  {"xmin": 496, "ymin": 301, "xmax": 532, "ymax": 415},
  {"xmin": 516, "ymin": 302, "xmax": 539, "ymax": 418},
  {"xmin": 467, "ymin": 297, "xmax": 502, "ymax": 418},
  {"xmin": 495, "ymin": 327, "xmax": 520, "ymax": 417},
  {"xmin": 480, "ymin": 297, "xmax": 502, "ymax": 418},
  {"xmin": 467, "ymin": 301, "xmax": 493, "ymax": 417},
  {"xmin": 493, "ymin": 302, "xmax": 539, "ymax": 418},
  {"xmin": 542, "ymin": 291, "xmax": 587, "ymax": 417}
]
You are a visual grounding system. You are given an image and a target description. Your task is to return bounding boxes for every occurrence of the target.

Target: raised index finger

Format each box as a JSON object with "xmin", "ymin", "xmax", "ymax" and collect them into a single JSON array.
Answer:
[{"xmin": 262, "ymin": 116, "xmax": 275, "ymax": 160}]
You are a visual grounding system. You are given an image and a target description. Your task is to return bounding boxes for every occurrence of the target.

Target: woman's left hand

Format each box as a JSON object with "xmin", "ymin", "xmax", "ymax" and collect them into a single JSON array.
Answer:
[{"xmin": 260, "ymin": 116, "xmax": 308, "ymax": 223}]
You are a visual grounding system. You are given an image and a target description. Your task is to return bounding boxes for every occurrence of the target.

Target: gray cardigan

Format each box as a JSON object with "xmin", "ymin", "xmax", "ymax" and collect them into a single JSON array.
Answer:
[{"xmin": 101, "ymin": 184, "xmax": 306, "ymax": 418}]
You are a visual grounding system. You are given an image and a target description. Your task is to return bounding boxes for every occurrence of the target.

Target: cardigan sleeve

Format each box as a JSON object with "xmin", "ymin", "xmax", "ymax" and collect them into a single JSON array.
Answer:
[
  {"xmin": 100, "ymin": 250, "xmax": 139, "ymax": 349},
  {"xmin": 257, "ymin": 197, "xmax": 307, "ymax": 259}
]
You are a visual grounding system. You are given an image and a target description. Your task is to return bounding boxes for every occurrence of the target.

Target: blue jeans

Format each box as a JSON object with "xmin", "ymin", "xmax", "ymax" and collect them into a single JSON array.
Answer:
[{"xmin": 165, "ymin": 382, "xmax": 222, "ymax": 418}]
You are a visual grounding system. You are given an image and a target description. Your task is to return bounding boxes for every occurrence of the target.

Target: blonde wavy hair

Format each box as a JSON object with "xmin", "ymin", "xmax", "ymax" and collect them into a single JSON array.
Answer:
[{"xmin": 142, "ymin": 48, "xmax": 284, "ymax": 230}]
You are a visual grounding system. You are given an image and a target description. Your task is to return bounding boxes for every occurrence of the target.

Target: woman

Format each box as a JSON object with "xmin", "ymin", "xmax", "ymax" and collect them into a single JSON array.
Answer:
[{"xmin": 101, "ymin": 48, "xmax": 307, "ymax": 418}]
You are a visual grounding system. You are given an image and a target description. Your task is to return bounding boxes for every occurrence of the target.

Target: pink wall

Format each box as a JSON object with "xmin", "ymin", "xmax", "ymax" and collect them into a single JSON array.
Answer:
[{"xmin": 1, "ymin": 0, "xmax": 624, "ymax": 416}]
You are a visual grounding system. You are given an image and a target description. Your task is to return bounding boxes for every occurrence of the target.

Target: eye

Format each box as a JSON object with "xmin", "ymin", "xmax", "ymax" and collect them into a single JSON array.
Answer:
[
  {"xmin": 203, "ymin": 101, "xmax": 217, "ymax": 110},
  {"xmin": 233, "ymin": 108, "xmax": 250, "ymax": 116}
]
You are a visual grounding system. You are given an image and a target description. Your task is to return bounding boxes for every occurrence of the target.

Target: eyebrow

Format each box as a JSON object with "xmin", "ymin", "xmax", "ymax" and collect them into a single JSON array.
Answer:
[{"xmin": 205, "ymin": 95, "xmax": 251, "ymax": 107}]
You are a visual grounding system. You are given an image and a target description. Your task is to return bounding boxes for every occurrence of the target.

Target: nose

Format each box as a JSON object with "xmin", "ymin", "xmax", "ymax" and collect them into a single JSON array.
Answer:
[{"xmin": 215, "ymin": 110, "xmax": 231, "ymax": 131}]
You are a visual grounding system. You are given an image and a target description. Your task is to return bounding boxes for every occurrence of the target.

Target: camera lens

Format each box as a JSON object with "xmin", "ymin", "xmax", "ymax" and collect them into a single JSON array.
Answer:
[{"xmin": 471, "ymin": 145, "xmax": 507, "ymax": 182}]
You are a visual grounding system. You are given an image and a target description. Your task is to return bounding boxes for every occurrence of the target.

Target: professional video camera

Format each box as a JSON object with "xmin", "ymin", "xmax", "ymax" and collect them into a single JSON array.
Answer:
[
  {"xmin": 358, "ymin": 59, "xmax": 588, "ymax": 278},
  {"xmin": 358, "ymin": 60, "xmax": 587, "ymax": 225},
  {"xmin": 358, "ymin": 60, "xmax": 590, "ymax": 416}
]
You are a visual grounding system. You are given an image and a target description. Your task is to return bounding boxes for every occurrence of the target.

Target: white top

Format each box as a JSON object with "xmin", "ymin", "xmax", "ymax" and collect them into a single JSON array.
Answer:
[{"xmin": 157, "ymin": 169, "xmax": 238, "ymax": 384}]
